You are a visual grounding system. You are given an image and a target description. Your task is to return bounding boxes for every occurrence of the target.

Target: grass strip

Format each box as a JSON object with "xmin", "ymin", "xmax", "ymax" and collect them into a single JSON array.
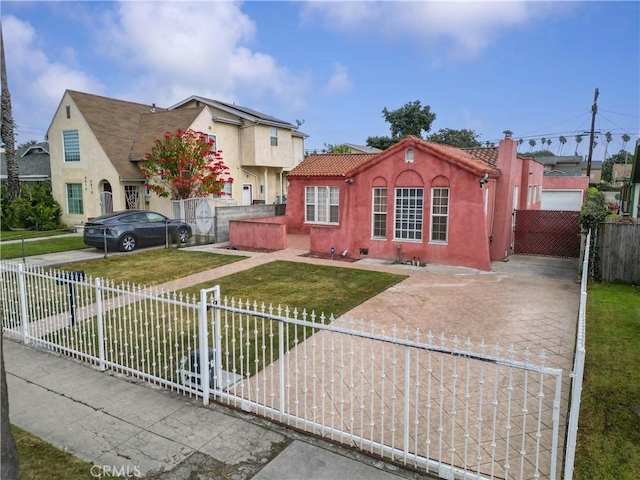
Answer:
[
  {"xmin": 0, "ymin": 236, "xmax": 89, "ymax": 259},
  {"xmin": 12, "ymin": 425, "xmax": 113, "ymax": 479},
  {"xmin": 574, "ymin": 283, "xmax": 640, "ymax": 480}
]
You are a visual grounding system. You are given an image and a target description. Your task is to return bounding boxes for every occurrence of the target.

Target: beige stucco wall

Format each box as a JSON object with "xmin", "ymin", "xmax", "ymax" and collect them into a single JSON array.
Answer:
[{"xmin": 49, "ymin": 92, "xmax": 123, "ymax": 226}]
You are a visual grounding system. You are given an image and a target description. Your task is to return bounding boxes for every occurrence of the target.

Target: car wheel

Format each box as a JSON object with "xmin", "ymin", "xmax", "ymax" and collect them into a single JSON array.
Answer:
[
  {"xmin": 119, "ymin": 234, "xmax": 136, "ymax": 252},
  {"xmin": 176, "ymin": 227, "xmax": 190, "ymax": 244}
]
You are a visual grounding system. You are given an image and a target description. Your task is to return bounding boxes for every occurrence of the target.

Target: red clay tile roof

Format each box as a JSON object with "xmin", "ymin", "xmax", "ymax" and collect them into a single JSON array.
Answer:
[
  {"xmin": 288, "ymin": 136, "xmax": 501, "ymax": 179},
  {"xmin": 463, "ymin": 147, "xmax": 499, "ymax": 166},
  {"xmin": 288, "ymin": 153, "xmax": 378, "ymax": 177}
]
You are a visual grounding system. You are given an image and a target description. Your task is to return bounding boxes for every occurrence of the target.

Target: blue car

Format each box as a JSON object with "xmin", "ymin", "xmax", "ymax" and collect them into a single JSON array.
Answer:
[{"xmin": 83, "ymin": 210, "xmax": 191, "ymax": 252}]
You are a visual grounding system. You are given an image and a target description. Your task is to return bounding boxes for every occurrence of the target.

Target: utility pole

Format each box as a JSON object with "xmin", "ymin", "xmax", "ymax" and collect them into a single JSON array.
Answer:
[{"xmin": 586, "ymin": 87, "xmax": 599, "ymax": 180}]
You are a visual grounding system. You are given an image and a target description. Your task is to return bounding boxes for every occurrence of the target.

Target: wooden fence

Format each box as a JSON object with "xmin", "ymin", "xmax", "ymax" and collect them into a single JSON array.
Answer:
[{"xmin": 598, "ymin": 220, "xmax": 640, "ymax": 283}]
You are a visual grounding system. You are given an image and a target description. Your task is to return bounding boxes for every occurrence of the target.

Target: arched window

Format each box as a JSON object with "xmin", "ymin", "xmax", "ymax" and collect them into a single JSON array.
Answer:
[{"xmin": 405, "ymin": 149, "xmax": 414, "ymax": 163}]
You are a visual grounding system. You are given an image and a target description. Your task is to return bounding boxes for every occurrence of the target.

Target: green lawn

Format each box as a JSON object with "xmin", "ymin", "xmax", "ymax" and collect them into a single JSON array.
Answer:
[
  {"xmin": 0, "ymin": 229, "xmax": 75, "ymax": 242},
  {"xmin": 0, "ymin": 236, "xmax": 89, "ymax": 259},
  {"xmin": 60, "ymin": 249, "xmax": 248, "ymax": 286},
  {"xmin": 12, "ymin": 425, "xmax": 113, "ymax": 479},
  {"xmin": 574, "ymin": 283, "xmax": 640, "ymax": 480},
  {"xmin": 183, "ymin": 260, "xmax": 406, "ymax": 318}
]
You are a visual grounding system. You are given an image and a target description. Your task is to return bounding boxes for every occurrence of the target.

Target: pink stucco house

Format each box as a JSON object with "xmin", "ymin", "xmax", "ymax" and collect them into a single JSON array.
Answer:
[{"xmin": 230, "ymin": 133, "xmax": 553, "ymax": 271}]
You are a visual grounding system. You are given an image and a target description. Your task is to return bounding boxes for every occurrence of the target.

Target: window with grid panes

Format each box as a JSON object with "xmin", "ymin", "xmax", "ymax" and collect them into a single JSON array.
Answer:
[
  {"xmin": 305, "ymin": 186, "xmax": 339, "ymax": 224},
  {"xmin": 430, "ymin": 187, "xmax": 449, "ymax": 242},
  {"xmin": 66, "ymin": 183, "xmax": 83, "ymax": 214},
  {"xmin": 63, "ymin": 130, "xmax": 80, "ymax": 162},
  {"xmin": 394, "ymin": 188, "xmax": 423, "ymax": 240},
  {"xmin": 372, "ymin": 188, "xmax": 387, "ymax": 238}
]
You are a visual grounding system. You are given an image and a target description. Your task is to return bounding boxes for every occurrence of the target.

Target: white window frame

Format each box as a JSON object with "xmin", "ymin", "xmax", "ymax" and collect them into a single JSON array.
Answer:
[
  {"xmin": 270, "ymin": 127, "xmax": 278, "ymax": 147},
  {"xmin": 305, "ymin": 186, "xmax": 339, "ymax": 225},
  {"xmin": 430, "ymin": 187, "xmax": 449, "ymax": 244},
  {"xmin": 215, "ymin": 181, "xmax": 233, "ymax": 198},
  {"xmin": 394, "ymin": 187, "xmax": 424, "ymax": 241},
  {"xmin": 66, "ymin": 183, "xmax": 84, "ymax": 215},
  {"xmin": 62, "ymin": 130, "xmax": 80, "ymax": 162},
  {"xmin": 204, "ymin": 133, "xmax": 218, "ymax": 153},
  {"xmin": 371, "ymin": 187, "xmax": 388, "ymax": 239}
]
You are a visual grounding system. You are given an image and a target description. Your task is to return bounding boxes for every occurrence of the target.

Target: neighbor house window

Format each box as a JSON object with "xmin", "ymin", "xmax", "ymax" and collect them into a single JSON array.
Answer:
[
  {"xmin": 125, "ymin": 185, "xmax": 140, "ymax": 209},
  {"xmin": 430, "ymin": 187, "xmax": 449, "ymax": 243},
  {"xmin": 270, "ymin": 127, "xmax": 278, "ymax": 146},
  {"xmin": 394, "ymin": 188, "xmax": 423, "ymax": 240},
  {"xmin": 204, "ymin": 133, "xmax": 218, "ymax": 152},
  {"xmin": 63, "ymin": 130, "xmax": 80, "ymax": 162},
  {"xmin": 305, "ymin": 186, "xmax": 339, "ymax": 224},
  {"xmin": 66, "ymin": 183, "xmax": 83, "ymax": 214},
  {"xmin": 215, "ymin": 181, "xmax": 233, "ymax": 198},
  {"xmin": 372, "ymin": 188, "xmax": 388, "ymax": 238}
]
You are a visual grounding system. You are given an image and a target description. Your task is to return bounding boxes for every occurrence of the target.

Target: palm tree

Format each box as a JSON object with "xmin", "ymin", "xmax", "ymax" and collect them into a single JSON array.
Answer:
[
  {"xmin": 546, "ymin": 138, "xmax": 552, "ymax": 151},
  {"xmin": 517, "ymin": 138, "xmax": 524, "ymax": 152},
  {"xmin": 604, "ymin": 131, "xmax": 612, "ymax": 159},
  {"xmin": 541, "ymin": 137, "xmax": 546, "ymax": 149},
  {"xmin": 528, "ymin": 139, "xmax": 536, "ymax": 152},
  {"xmin": 622, "ymin": 133, "xmax": 631, "ymax": 152},
  {"xmin": 1, "ymin": 25, "xmax": 19, "ymax": 202},
  {"xmin": 558, "ymin": 136, "xmax": 567, "ymax": 155},
  {"xmin": 575, "ymin": 135, "xmax": 583, "ymax": 155}
]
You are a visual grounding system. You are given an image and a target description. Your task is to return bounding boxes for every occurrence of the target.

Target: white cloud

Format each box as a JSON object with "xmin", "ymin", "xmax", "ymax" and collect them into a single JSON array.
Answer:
[
  {"xmin": 2, "ymin": 15, "xmax": 103, "ymax": 139},
  {"xmin": 300, "ymin": 1, "xmax": 568, "ymax": 58},
  {"xmin": 323, "ymin": 63, "xmax": 352, "ymax": 96},
  {"xmin": 99, "ymin": 1, "xmax": 310, "ymax": 108}
]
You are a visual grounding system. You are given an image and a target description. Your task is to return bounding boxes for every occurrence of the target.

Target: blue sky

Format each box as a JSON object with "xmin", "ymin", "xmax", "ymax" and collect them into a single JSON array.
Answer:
[{"xmin": 3, "ymin": 1, "xmax": 639, "ymax": 159}]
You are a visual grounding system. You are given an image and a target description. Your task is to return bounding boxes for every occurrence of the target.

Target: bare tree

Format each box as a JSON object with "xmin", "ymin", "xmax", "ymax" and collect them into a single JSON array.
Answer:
[{"xmin": 1, "ymin": 25, "xmax": 19, "ymax": 201}]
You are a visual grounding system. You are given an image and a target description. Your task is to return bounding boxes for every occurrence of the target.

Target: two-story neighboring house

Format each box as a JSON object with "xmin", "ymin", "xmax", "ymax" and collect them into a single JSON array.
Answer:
[
  {"xmin": 47, "ymin": 90, "xmax": 307, "ymax": 226},
  {"xmin": 169, "ymin": 96, "xmax": 307, "ymax": 206}
]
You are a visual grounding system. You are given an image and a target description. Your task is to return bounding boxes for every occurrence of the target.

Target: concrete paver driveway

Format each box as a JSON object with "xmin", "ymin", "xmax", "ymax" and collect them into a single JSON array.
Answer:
[{"xmin": 232, "ymin": 253, "xmax": 580, "ymax": 480}]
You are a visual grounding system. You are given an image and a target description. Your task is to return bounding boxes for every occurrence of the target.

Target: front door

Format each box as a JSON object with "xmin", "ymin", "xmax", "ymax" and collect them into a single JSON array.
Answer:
[{"xmin": 242, "ymin": 184, "xmax": 252, "ymax": 206}]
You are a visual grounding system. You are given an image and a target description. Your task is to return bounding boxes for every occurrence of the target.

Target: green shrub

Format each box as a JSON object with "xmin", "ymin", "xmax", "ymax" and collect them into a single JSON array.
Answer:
[{"xmin": 1, "ymin": 182, "xmax": 63, "ymax": 231}]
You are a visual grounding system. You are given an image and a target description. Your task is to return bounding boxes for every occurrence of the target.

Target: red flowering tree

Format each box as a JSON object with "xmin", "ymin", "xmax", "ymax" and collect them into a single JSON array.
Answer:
[{"xmin": 140, "ymin": 129, "xmax": 232, "ymax": 199}]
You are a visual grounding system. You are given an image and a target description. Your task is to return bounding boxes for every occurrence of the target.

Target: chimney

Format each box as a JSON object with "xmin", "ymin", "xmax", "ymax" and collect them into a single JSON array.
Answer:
[
  {"xmin": 503, "ymin": 130, "xmax": 513, "ymax": 139},
  {"xmin": 150, "ymin": 103, "xmax": 156, "ymax": 113}
]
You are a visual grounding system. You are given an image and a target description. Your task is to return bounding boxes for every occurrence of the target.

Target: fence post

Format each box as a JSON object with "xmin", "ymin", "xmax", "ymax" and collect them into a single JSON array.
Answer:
[
  {"xmin": 279, "ymin": 321, "xmax": 285, "ymax": 417},
  {"xmin": 17, "ymin": 263, "xmax": 29, "ymax": 344},
  {"xmin": 95, "ymin": 277, "xmax": 106, "ymax": 371},
  {"xmin": 403, "ymin": 345, "xmax": 410, "ymax": 464},
  {"xmin": 213, "ymin": 286, "xmax": 222, "ymax": 394},
  {"xmin": 199, "ymin": 288, "xmax": 210, "ymax": 406}
]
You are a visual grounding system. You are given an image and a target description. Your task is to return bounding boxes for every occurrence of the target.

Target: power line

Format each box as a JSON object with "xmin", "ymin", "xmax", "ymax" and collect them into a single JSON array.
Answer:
[{"xmin": 599, "ymin": 108, "xmax": 640, "ymax": 118}]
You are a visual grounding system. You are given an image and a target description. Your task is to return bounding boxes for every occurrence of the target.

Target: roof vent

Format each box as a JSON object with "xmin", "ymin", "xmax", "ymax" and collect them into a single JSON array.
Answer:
[{"xmin": 151, "ymin": 103, "xmax": 156, "ymax": 113}]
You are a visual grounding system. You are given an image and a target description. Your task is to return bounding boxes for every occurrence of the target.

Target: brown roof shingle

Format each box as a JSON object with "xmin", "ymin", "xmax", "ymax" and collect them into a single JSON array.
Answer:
[{"xmin": 129, "ymin": 107, "xmax": 206, "ymax": 161}]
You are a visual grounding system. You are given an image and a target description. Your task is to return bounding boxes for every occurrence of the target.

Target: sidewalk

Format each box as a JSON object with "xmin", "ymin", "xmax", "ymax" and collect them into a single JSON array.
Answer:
[{"xmin": 4, "ymin": 339, "xmax": 419, "ymax": 480}]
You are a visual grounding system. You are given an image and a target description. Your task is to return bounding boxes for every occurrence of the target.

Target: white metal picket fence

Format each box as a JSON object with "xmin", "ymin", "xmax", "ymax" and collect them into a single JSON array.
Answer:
[
  {"xmin": 0, "ymin": 259, "xmax": 582, "ymax": 480},
  {"xmin": 563, "ymin": 230, "xmax": 591, "ymax": 480}
]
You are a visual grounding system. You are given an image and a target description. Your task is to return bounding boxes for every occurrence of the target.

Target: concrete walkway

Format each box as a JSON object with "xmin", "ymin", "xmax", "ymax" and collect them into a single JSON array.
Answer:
[
  {"xmin": 3, "ymin": 241, "xmax": 580, "ymax": 479},
  {"xmin": 5, "ymin": 340, "xmax": 418, "ymax": 480}
]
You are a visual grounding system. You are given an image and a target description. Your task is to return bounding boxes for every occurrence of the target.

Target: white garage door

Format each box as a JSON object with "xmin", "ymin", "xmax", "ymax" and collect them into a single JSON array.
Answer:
[{"xmin": 541, "ymin": 190, "xmax": 583, "ymax": 211}]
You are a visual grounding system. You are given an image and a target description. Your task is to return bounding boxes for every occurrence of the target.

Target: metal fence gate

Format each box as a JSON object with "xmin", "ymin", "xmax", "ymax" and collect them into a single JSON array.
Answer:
[
  {"xmin": 513, "ymin": 210, "xmax": 580, "ymax": 258},
  {"xmin": 1, "ymin": 260, "xmax": 567, "ymax": 480}
]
